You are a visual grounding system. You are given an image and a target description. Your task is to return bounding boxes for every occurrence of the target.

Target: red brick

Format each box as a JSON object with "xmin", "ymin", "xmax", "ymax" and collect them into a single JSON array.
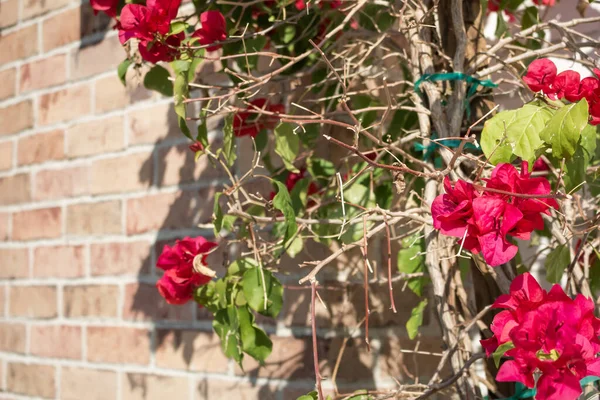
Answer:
[
  {"xmin": 94, "ymin": 74, "xmax": 153, "ymax": 114},
  {"xmin": 39, "ymin": 85, "xmax": 91, "ymax": 125},
  {"xmin": 0, "ymin": 248, "xmax": 28, "ymax": 278},
  {"xmin": 0, "ymin": 173, "xmax": 30, "ymax": 205},
  {"xmin": 0, "ymin": 286, "xmax": 4, "ymax": 317},
  {"xmin": 33, "ymin": 245, "xmax": 85, "ymax": 278},
  {"xmin": 66, "ymin": 116, "xmax": 125, "ymax": 158},
  {"xmin": 122, "ymin": 283, "xmax": 193, "ymax": 321},
  {"xmin": 66, "ymin": 200, "xmax": 122, "ymax": 235},
  {"xmin": 0, "ymin": 0, "xmax": 18, "ymax": 28},
  {"xmin": 155, "ymin": 330, "xmax": 229, "ymax": 373},
  {"xmin": 87, "ymin": 326, "xmax": 151, "ymax": 365},
  {"xmin": 90, "ymin": 241, "xmax": 150, "ymax": 276},
  {"xmin": 0, "ymin": 25, "xmax": 38, "ymax": 65},
  {"xmin": 17, "ymin": 130, "xmax": 64, "ymax": 165},
  {"xmin": 0, "ymin": 141, "xmax": 13, "ymax": 170},
  {"xmin": 71, "ymin": 35, "xmax": 125, "ymax": 80},
  {"xmin": 12, "ymin": 207, "xmax": 62, "ymax": 240},
  {"xmin": 34, "ymin": 166, "xmax": 89, "ymax": 200},
  {"xmin": 30, "ymin": 325, "xmax": 82, "ymax": 359},
  {"xmin": 127, "ymin": 103, "xmax": 180, "ymax": 144},
  {"xmin": 42, "ymin": 7, "xmax": 80, "ymax": 51},
  {"xmin": 9, "ymin": 285, "xmax": 57, "ymax": 318},
  {"xmin": 63, "ymin": 285, "xmax": 119, "ymax": 318},
  {"xmin": 0, "ymin": 323, "xmax": 26, "ymax": 353},
  {"xmin": 123, "ymin": 373, "xmax": 189, "ymax": 400},
  {"xmin": 0, "ymin": 68, "xmax": 17, "ymax": 100},
  {"xmin": 20, "ymin": 54, "xmax": 67, "ymax": 93},
  {"xmin": 7, "ymin": 363, "xmax": 55, "ymax": 398},
  {"xmin": 0, "ymin": 213, "xmax": 9, "ymax": 241},
  {"xmin": 22, "ymin": 0, "xmax": 70, "ymax": 20},
  {"xmin": 61, "ymin": 368, "xmax": 117, "ymax": 400},
  {"xmin": 91, "ymin": 152, "xmax": 152, "ymax": 195},
  {"xmin": 196, "ymin": 379, "xmax": 276, "ymax": 400},
  {"xmin": 126, "ymin": 189, "xmax": 215, "ymax": 234},
  {"xmin": 0, "ymin": 100, "xmax": 33, "ymax": 135},
  {"xmin": 157, "ymin": 142, "xmax": 226, "ymax": 186}
]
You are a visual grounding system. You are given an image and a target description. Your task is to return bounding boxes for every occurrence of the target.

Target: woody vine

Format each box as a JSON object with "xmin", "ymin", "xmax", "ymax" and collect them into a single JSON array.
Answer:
[{"xmin": 91, "ymin": 0, "xmax": 600, "ymax": 399}]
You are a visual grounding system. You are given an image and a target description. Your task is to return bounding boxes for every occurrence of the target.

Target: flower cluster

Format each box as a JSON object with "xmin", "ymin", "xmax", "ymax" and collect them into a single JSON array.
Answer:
[
  {"xmin": 233, "ymin": 98, "xmax": 285, "ymax": 137},
  {"xmin": 481, "ymin": 273, "xmax": 600, "ymax": 400},
  {"xmin": 93, "ymin": 0, "xmax": 228, "ymax": 64},
  {"xmin": 156, "ymin": 236, "xmax": 217, "ymax": 305},
  {"xmin": 524, "ymin": 58, "xmax": 600, "ymax": 124},
  {"xmin": 431, "ymin": 162, "xmax": 558, "ymax": 266}
]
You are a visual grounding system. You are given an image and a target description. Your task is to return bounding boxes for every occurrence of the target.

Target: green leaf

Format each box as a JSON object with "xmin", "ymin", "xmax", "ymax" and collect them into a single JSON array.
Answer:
[
  {"xmin": 406, "ymin": 299, "xmax": 427, "ymax": 340},
  {"xmin": 521, "ymin": 6, "xmax": 538, "ymax": 30},
  {"xmin": 545, "ymin": 244, "xmax": 571, "ymax": 283},
  {"xmin": 307, "ymin": 157, "xmax": 335, "ymax": 186},
  {"xmin": 274, "ymin": 122, "xmax": 300, "ymax": 173},
  {"xmin": 282, "ymin": 25, "xmax": 296, "ymax": 44},
  {"xmin": 117, "ymin": 59, "xmax": 132, "ymax": 86},
  {"xmin": 482, "ymin": 103, "xmax": 554, "ymax": 165},
  {"xmin": 213, "ymin": 192, "xmax": 225, "ymax": 236},
  {"xmin": 213, "ymin": 307, "xmax": 243, "ymax": 363},
  {"xmin": 297, "ymin": 392, "xmax": 318, "ymax": 400},
  {"xmin": 173, "ymin": 72, "xmax": 188, "ymax": 119},
  {"xmin": 564, "ymin": 146, "xmax": 587, "ymax": 193},
  {"xmin": 237, "ymin": 36, "xmax": 267, "ymax": 70},
  {"xmin": 143, "ymin": 65, "xmax": 173, "ymax": 97},
  {"xmin": 541, "ymin": 99, "xmax": 589, "ymax": 159},
  {"xmin": 222, "ymin": 114, "xmax": 237, "ymax": 166},
  {"xmin": 242, "ymin": 267, "xmax": 284, "ymax": 318},
  {"xmin": 196, "ymin": 119, "xmax": 209, "ymax": 148},
  {"xmin": 254, "ymin": 129, "xmax": 268, "ymax": 152},
  {"xmin": 272, "ymin": 180, "xmax": 299, "ymax": 253},
  {"xmin": 397, "ymin": 235, "xmax": 427, "ymax": 296},
  {"xmin": 493, "ymin": 341, "xmax": 515, "ymax": 368},
  {"xmin": 227, "ymin": 258, "xmax": 259, "ymax": 277},
  {"xmin": 495, "ymin": 12, "xmax": 509, "ymax": 37},
  {"xmin": 169, "ymin": 21, "xmax": 188, "ymax": 35},
  {"xmin": 580, "ymin": 123, "xmax": 598, "ymax": 157},
  {"xmin": 237, "ymin": 305, "xmax": 272, "ymax": 362}
]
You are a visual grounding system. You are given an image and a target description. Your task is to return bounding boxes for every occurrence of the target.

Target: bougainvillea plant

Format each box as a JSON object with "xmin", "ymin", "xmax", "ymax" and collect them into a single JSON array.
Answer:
[{"xmin": 92, "ymin": 0, "xmax": 600, "ymax": 398}]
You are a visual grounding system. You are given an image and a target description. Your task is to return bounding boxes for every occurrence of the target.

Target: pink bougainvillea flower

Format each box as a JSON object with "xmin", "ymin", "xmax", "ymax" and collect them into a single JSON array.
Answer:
[
  {"xmin": 523, "ymin": 59, "xmax": 557, "ymax": 94},
  {"xmin": 156, "ymin": 236, "xmax": 217, "ymax": 305},
  {"xmin": 576, "ymin": 77, "xmax": 600, "ymax": 103},
  {"xmin": 532, "ymin": 157, "xmax": 550, "ymax": 171},
  {"xmin": 189, "ymin": 141, "xmax": 204, "ymax": 153},
  {"xmin": 191, "ymin": 11, "xmax": 227, "ymax": 52},
  {"xmin": 118, "ymin": 0, "xmax": 182, "ymax": 63},
  {"xmin": 90, "ymin": 0, "xmax": 119, "ymax": 18},
  {"xmin": 483, "ymin": 273, "xmax": 600, "ymax": 400},
  {"xmin": 233, "ymin": 98, "xmax": 285, "ymax": 137},
  {"xmin": 591, "ymin": 101, "xmax": 600, "ymax": 125},
  {"xmin": 554, "ymin": 70, "xmax": 581, "ymax": 102},
  {"xmin": 431, "ymin": 163, "xmax": 558, "ymax": 266},
  {"xmin": 533, "ymin": 0, "xmax": 556, "ymax": 5}
]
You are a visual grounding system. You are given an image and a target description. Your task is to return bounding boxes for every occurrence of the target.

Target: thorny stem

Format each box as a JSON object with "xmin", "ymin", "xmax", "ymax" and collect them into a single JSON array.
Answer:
[
  {"xmin": 361, "ymin": 214, "xmax": 371, "ymax": 351},
  {"xmin": 311, "ymin": 280, "xmax": 325, "ymax": 400}
]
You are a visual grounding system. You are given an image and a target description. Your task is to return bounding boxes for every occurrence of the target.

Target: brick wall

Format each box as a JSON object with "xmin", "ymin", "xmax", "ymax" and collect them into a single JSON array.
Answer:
[{"xmin": 0, "ymin": 1, "xmax": 446, "ymax": 399}]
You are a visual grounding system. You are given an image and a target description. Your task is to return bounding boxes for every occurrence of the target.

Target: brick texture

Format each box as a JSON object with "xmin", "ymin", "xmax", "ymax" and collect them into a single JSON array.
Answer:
[
  {"xmin": 0, "ymin": 174, "xmax": 30, "ymax": 205},
  {"xmin": 17, "ymin": 130, "xmax": 65, "ymax": 165},
  {"xmin": 38, "ymin": 85, "xmax": 91, "ymax": 125},
  {"xmin": 9, "ymin": 285, "xmax": 57, "ymax": 318},
  {"xmin": 123, "ymin": 373, "xmax": 190, "ymax": 400},
  {"xmin": 0, "ymin": 100, "xmax": 33, "ymax": 135},
  {"xmin": 12, "ymin": 207, "xmax": 62, "ymax": 240},
  {"xmin": 0, "ymin": 0, "xmax": 19, "ymax": 28},
  {"xmin": 20, "ymin": 54, "xmax": 67, "ymax": 93},
  {"xmin": 34, "ymin": 166, "xmax": 89, "ymax": 200},
  {"xmin": 66, "ymin": 117, "xmax": 125, "ymax": 158},
  {"xmin": 0, "ymin": 248, "xmax": 29, "ymax": 279},
  {"xmin": 61, "ymin": 368, "xmax": 117, "ymax": 400},
  {"xmin": 7, "ymin": 362, "xmax": 56, "ymax": 398},
  {"xmin": 0, "ymin": 141, "xmax": 13, "ymax": 171},
  {"xmin": 63, "ymin": 285, "xmax": 119, "ymax": 318},
  {"xmin": 90, "ymin": 241, "xmax": 150, "ymax": 276},
  {"xmin": 87, "ymin": 327, "xmax": 151, "ymax": 365},
  {"xmin": 0, "ymin": 323, "xmax": 26, "ymax": 353},
  {"xmin": 0, "ymin": 68, "xmax": 17, "ymax": 100},
  {"xmin": 30, "ymin": 325, "xmax": 82, "ymax": 359},
  {"xmin": 0, "ymin": 25, "xmax": 38, "ymax": 65},
  {"xmin": 91, "ymin": 152, "xmax": 152, "ymax": 195},
  {"xmin": 33, "ymin": 245, "xmax": 85, "ymax": 278},
  {"xmin": 66, "ymin": 200, "xmax": 122, "ymax": 235}
]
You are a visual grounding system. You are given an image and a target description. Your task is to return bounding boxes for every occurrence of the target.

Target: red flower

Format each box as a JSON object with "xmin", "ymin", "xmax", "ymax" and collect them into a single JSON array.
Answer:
[
  {"xmin": 523, "ymin": 59, "xmax": 557, "ymax": 94},
  {"xmin": 553, "ymin": 70, "xmax": 581, "ymax": 102},
  {"xmin": 191, "ymin": 11, "xmax": 227, "ymax": 52},
  {"xmin": 482, "ymin": 273, "xmax": 600, "ymax": 400},
  {"xmin": 90, "ymin": 0, "xmax": 118, "ymax": 18},
  {"xmin": 118, "ymin": 0, "xmax": 182, "ymax": 63},
  {"xmin": 269, "ymin": 168, "xmax": 319, "ymax": 201},
  {"xmin": 431, "ymin": 162, "xmax": 558, "ymax": 266},
  {"xmin": 532, "ymin": 157, "xmax": 550, "ymax": 171},
  {"xmin": 533, "ymin": 0, "xmax": 556, "ymax": 5},
  {"xmin": 156, "ymin": 236, "xmax": 217, "ymax": 305},
  {"xmin": 295, "ymin": 0, "xmax": 342, "ymax": 10},
  {"xmin": 233, "ymin": 98, "xmax": 285, "ymax": 137}
]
